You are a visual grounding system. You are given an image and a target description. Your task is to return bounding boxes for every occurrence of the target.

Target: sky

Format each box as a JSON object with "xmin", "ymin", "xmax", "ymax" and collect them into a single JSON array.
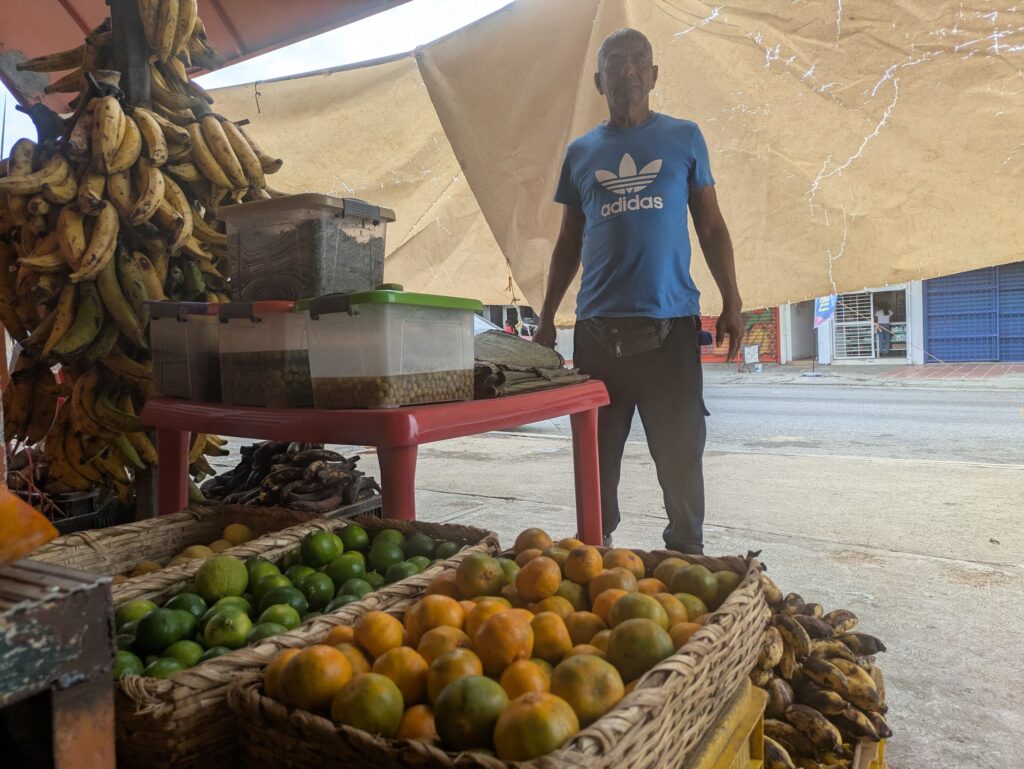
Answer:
[{"xmin": 1, "ymin": 0, "xmax": 509, "ymax": 155}]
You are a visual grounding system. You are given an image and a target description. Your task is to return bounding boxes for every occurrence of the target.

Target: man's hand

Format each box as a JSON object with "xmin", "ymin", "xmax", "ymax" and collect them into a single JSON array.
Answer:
[
  {"xmin": 534, "ymin": 319, "xmax": 558, "ymax": 349},
  {"xmin": 716, "ymin": 304, "xmax": 744, "ymax": 361}
]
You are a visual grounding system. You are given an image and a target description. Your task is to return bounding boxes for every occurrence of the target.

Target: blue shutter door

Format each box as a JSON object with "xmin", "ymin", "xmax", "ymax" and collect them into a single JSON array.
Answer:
[{"xmin": 997, "ymin": 261, "xmax": 1024, "ymax": 361}]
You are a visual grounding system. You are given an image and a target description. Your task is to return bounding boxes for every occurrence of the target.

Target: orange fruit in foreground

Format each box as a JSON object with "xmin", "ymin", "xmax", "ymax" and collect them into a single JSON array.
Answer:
[
  {"xmin": 354, "ymin": 611, "xmax": 406, "ymax": 659},
  {"xmin": 609, "ymin": 592, "xmax": 670, "ymax": 630},
  {"xmin": 564, "ymin": 546, "xmax": 603, "ymax": 585},
  {"xmin": 566, "ymin": 644, "xmax": 606, "ymax": 659},
  {"xmin": 541, "ymin": 547, "xmax": 570, "ymax": 569},
  {"xmin": 654, "ymin": 593, "xmax": 687, "ymax": 627},
  {"xmin": 474, "ymin": 610, "xmax": 535, "ymax": 676},
  {"xmin": 418, "ymin": 625, "xmax": 472, "ymax": 665},
  {"xmin": 550, "ymin": 653, "xmax": 625, "ymax": 726},
  {"xmin": 501, "ymin": 583, "xmax": 527, "ymax": 607},
  {"xmin": 590, "ymin": 629, "xmax": 612, "ymax": 652},
  {"xmin": 455, "ymin": 553, "xmax": 505, "ymax": 598},
  {"xmin": 397, "ymin": 704, "xmax": 438, "ymax": 742},
  {"xmin": 531, "ymin": 658, "xmax": 554, "ymax": 676},
  {"xmin": 334, "ymin": 642, "xmax": 371, "ymax": 675},
  {"xmin": 653, "ymin": 557, "xmax": 689, "ymax": 587},
  {"xmin": 529, "ymin": 595, "xmax": 574, "ymax": 620},
  {"xmin": 555, "ymin": 580, "xmax": 589, "ymax": 611},
  {"xmin": 404, "ymin": 594, "xmax": 465, "ymax": 646},
  {"xmin": 464, "ymin": 601, "xmax": 507, "ymax": 640},
  {"xmin": 637, "ymin": 578, "xmax": 668, "ymax": 595},
  {"xmin": 264, "ymin": 648, "xmax": 300, "ymax": 700},
  {"xmin": 494, "ymin": 692, "xmax": 580, "ymax": 761},
  {"xmin": 558, "ymin": 537, "xmax": 585, "ymax": 552},
  {"xmin": 323, "ymin": 625, "xmax": 355, "ymax": 646},
  {"xmin": 565, "ymin": 611, "xmax": 607, "ymax": 646},
  {"xmin": 434, "ymin": 675, "xmax": 509, "ymax": 751},
  {"xmin": 516, "ymin": 556, "xmax": 562, "ymax": 603},
  {"xmin": 515, "ymin": 548, "xmax": 544, "ymax": 567},
  {"xmin": 428, "ymin": 648, "xmax": 483, "ymax": 703},
  {"xmin": 588, "ymin": 568, "xmax": 638, "ymax": 602},
  {"xmin": 373, "ymin": 646, "xmax": 429, "ymax": 706},
  {"xmin": 424, "ymin": 571, "xmax": 461, "ymax": 598},
  {"xmin": 530, "ymin": 612, "xmax": 573, "ymax": 664},
  {"xmin": 670, "ymin": 622, "xmax": 702, "ymax": 649},
  {"xmin": 603, "ymin": 549, "xmax": 645, "ymax": 580},
  {"xmin": 591, "ymin": 588, "xmax": 628, "ymax": 625},
  {"xmin": 330, "ymin": 673, "xmax": 404, "ymax": 738},
  {"xmin": 499, "ymin": 659, "xmax": 550, "ymax": 699},
  {"xmin": 606, "ymin": 619, "xmax": 675, "ymax": 683},
  {"xmin": 280, "ymin": 645, "xmax": 353, "ymax": 711},
  {"xmin": 515, "ymin": 528, "xmax": 553, "ymax": 555}
]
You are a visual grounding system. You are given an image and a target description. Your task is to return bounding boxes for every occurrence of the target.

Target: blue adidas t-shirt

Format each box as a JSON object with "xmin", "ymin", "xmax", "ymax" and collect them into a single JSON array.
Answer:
[{"xmin": 554, "ymin": 113, "xmax": 715, "ymax": 320}]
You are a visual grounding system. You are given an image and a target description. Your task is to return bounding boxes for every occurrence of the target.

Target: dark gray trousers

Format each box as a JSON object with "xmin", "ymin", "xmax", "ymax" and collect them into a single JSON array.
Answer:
[{"xmin": 574, "ymin": 317, "xmax": 707, "ymax": 554}]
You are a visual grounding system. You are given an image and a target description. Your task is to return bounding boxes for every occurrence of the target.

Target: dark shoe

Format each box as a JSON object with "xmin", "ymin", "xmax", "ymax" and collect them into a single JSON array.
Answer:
[
  {"xmin": 602, "ymin": 533, "xmax": 613, "ymax": 548},
  {"xmin": 665, "ymin": 542, "xmax": 703, "ymax": 555}
]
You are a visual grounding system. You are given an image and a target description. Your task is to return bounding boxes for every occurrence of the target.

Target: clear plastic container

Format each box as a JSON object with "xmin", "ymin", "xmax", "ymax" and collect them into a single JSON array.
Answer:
[
  {"xmin": 218, "ymin": 301, "xmax": 313, "ymax": 408},
  {"xmin": 303, "ymin": 288, "xmax": 482, "ymax": 409},
  {"xmin": 219, "ymin": 194, "xmax": 396, "ymax": 301},
  {"xmin": 146, "ymin": 301, "xmax": 221, "ymax": 401}
]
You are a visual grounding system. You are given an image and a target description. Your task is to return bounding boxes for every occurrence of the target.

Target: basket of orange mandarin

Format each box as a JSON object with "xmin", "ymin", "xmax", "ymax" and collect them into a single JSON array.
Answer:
[{"xmin": 227, "ymin": 527, "xmax": 769, "ymax": 768}]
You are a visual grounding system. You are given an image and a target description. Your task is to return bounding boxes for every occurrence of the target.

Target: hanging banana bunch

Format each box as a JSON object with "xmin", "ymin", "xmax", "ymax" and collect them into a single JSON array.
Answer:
[{"xmin": 1, "ymin": 1, "xmax": 286, "ymax": 503}]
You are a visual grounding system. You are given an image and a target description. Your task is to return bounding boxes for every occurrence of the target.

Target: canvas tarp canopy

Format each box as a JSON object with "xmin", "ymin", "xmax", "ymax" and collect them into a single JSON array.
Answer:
[{"xmin": 212, "ymin": 0, "xmax": 1024, "ymax": 324}]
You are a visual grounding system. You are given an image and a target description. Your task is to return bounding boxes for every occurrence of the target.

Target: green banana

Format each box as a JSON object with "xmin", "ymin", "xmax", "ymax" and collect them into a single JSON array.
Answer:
[
  {"xmin": 113, "ymin": 431, "xmax": 146, "ymax": 470},
  {"xmin": 116, "ymin": 247, "xmax": 150, "ymax": 325},
  {"xmin": 52, "ymin": 282, "xmax": 104, "ymax": 357},
  {"xmin": 97, "ymin": 258, "xmax": 147, "ymax": 349},
  {"xmin": 78, "ymin": 319, "xmax": 121, "ymax": 366}
]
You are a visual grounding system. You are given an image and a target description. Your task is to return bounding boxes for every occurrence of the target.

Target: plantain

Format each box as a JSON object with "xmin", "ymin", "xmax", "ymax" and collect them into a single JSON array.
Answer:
[
  {"xmin": 106, "ymin": 170, "xmax": 134, "ymax": 219},
  {"xmin": 101, "ymin": 353, "xmax": 153, "ymax": 387},
  {"xmin": 836, "ymin": 632, "xmax": 886, "ymax": 657},
  {"xmin": 809, "ymin": 639, "xmax": 857, "ymax": 663},
  {"xmin": 828, "ymin": 659, "xmax": 882, "ymax": 712},
  {"xmin": 165, "ymin": 162, "xmax": 202, "ymax": 182},
  {"xmin": 108, "ymin": 113, "xmax": 143, "ymax": 173},
  {"xmin": 171, "ymin": 0, "xmax": 198, "ymax": 55},
  {"xmin": 117, "ymin": 247, "xmax": 150, "ymax": 324},
  {"xmin": 793, "ymin": 614, "xmax": 838, "ymax": 639},
  {"xmin": 64, "ymin": 428, "xmax": 106, "ymax": 484},
  {"xmin": 127, "ymin": 431, "xmax": 159, "ymax": 466},
  {"xmin": 239, "ymin": 125, "xmax": 283, "ymax": 174},
  {"xmin": 187, "ymin": 122, "xmax": 233, "ymax": 188},
  {"xmin": 96, "ymin": 258, "xmax": 148, "ymax": 349},
  {"xmin": 152, "ymin": 101, "xmax": 194, "ymax": 127},
  {"xmin": 94, "ymin": 388, "xmax": 143, "ymax": 433},
  {"xmin": 831, "ymin": 706, "xmax": 879, "ymax": 741},
  {"xmin": 77, "ymin": 169, "xmax": 107, "ymax": 214},
  {"xmin": 42, "ymin": 282, "xmax": 79, "ymax": 357},
  {"xmin": 70, "ymin": 203, "xmax": 118, "ymax": 281},
  {"xmin": 132, "ymin": 108, "xmax": 169, "ymax": 166},
  {"xmin": 26, "ymin": 195, "xmax": 51, "ymax": 216},
  {"xmin": 750, "ymin": 667, "xmax": 773, "ymax": 687},
  {"xmin": 3, "ymin": 365, "xmax": 34, "ymax": 442},
  {"xmin": 113, "ymin": 431, "xmax": 147, "ymax": 470},
  {"xmin": 764, "ymin": 736, "xmax": 796, "ymax": 769},
  {"xmin": 290, "ymin": 448, "xmax": 344, "ymax": 466},
  {"xmin": 52, "ymin": 281, "xmax": 103, "ymax": 357},
  {"xmin": 133, "ymin": 252, "xmax": 167, "ymax": 300},
  {"xmin": 759, "ymin": 625, "xmax": 785, "ymax": 669},
  {"xmin": 865, "ymin": 710, "xmax": 892, "ymax": 739},
  {"xmin": 25, "ymin": 368, "xmax": 59, "ymax": 445},
  {"xmin": 161, "ymin": 173, "xmax": 194, "ymax": 251},
  {"xmin": 154, "ymin": 0, "xmax": 180, "ymax": 60},
  {"xmin": 22, "ymin": 306, "xmax": 60, "ymax": 353},
  {"xmin": 68, "ymin": 112, "xmax": 94, "ymax": 161},
  {"xmin": 201, "ymin": 116, "xmax": 248, "ymax": 189},
  {"xmin": 17, "ymin": 45, "xmax": 85, "ymax": 73},
  {"xmin": 793, "ymin": 677, "xmax": 847, "ymax": 715},
  {"xmin": 765, "ymin": 676, "xmax": 795, "ymax": 719},
  {"xmin": 140, "ymin": 0, "xmax": 161, "ymax": 53},
  {"xmin": 823, "ymin": 610, "xmax": 858, "ymax": 634},
  {"xmin": 129, "ymin": 159, "xmax": 166, "ymax": 224},
  {"xmin": 785, "ymin": 705, "xmax": 842, "ymax": 754},
  {"xmin": 91, "ymin": 442, "xmax": 131, "ymax": 484},
  {"xmin": 92, "ymin": 95, "xmax": 124, "ymax": 173},
  {"xmin": 137, "ymin": 106, "xmax": 190, "ymax": 145},
  {"xmin": 804, "ymin": 603, "xmax": 825, "ymax": 619},
  {"xmin": 764, "ymin": 719, "xmax": 817, "ymax": 759},
  {"xmin": 78, "ymin": 318, "xmax": 121, "ymax": 366},
  {"xmin": 42, "ymin": 168, "xmax": 80, "ymax": 205},
  {"xmin": 778, "ymin": 647, "xmax": 798, "ymax": 680},
  {"xmin": 150, "ymin": 63, "xmax": 200, "ymax": 110},
  {"xmin": 0, "ymin": 154, "xmax": 71, "ymax": 196},
  {"xmin": 43, "ymin": 68, "xmax": 84, "ymax": 94},
  {"xmin": 802, "ymin": 656, "xmax": 849, "ymax": 694},
  {"xmin": 0, "ymin": 300, "xmax": 29, "ymax": 340},
  {"xmin": 761, "ymin": 573, "xmax": 784, "ymax": 607},
  {"xmin": 776, "ymin": 615, "xmax": 812, "ymax": 658}
]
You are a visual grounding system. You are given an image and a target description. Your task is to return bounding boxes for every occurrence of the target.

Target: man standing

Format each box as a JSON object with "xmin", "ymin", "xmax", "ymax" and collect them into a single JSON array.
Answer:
[{"xmin": 533, "ymin": 28, "xmax": 743, "ymax": 554}]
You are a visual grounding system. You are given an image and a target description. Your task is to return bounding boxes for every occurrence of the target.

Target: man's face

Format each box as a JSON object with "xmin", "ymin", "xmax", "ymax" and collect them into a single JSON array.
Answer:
[{"xmin": 595, "ymin": 38, "xmax": 658, "ymax": 108}]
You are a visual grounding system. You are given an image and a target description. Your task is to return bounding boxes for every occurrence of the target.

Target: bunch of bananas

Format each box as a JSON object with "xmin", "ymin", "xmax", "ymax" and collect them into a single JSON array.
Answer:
[
  {"xmin": 752, "ymin": 576, "xmax": 891, "ymax": 769},
  {"xmin": 1, "ymin": 1, "xmax": 283, "ymax": 504}
]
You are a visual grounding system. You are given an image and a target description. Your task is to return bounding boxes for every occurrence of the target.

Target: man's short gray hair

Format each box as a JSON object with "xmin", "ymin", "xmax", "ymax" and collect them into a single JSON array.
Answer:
[{"xmin": 597, "ymin": 28, "xmax": 654, "ymax": 70}]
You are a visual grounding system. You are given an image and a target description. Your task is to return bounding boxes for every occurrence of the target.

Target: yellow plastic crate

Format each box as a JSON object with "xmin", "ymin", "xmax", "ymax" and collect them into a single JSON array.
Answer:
[
  {"xmin": 854, "ymin": 738, "xmax": 888, "ymax": 769},
  {"xmin": 683, "ymin": 679, "xmax": 767, "ymax": 769}
]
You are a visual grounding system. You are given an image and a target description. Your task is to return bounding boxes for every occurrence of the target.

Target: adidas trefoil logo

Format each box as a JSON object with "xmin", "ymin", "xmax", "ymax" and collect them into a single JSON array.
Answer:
[
  {"xmin": 596, "ymin": 153, "xmax": 664, "ymax": 217},
  {"xmin": 596, "ymin": 153, "xmax": 662, "ymax": 194}
]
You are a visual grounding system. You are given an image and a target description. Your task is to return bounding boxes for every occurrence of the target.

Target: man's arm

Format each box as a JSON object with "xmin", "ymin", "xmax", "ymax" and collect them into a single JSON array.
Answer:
[
  {"xmin": 689, "ymin": 185, "xmax": 743, "ymax": 360},
  {"xmin": 534, "ymin": 206, "xmax": 585, "ymax": 348}
]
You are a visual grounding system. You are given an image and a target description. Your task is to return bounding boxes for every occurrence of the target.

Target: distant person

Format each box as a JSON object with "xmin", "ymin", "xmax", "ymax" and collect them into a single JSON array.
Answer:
[
  {"xmin": 504, "ymin": 321, "xmax": 515, "ymax": 335},
  {"xmin": 875, "ymin": 304, "xmax": 893, "ymax": 355}
]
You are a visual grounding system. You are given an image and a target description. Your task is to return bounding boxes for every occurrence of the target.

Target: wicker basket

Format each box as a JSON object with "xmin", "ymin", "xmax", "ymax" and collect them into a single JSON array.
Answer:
[
  {"xmin": 226, "ymin": 550, "xmax": 770, "ymax": 769},
  {"xmin": 113, "ymin": 515, "xmax": 499, "ymax": 769},
  {"xmin": 28, "ymin": 497, "xmax": 379, "ymax": 581}
]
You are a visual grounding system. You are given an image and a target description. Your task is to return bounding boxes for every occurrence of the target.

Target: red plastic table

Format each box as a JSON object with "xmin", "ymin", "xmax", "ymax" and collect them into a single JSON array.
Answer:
[{"xmin": 140, "ymin": 380, "xmax": 610, "ymax": 545}]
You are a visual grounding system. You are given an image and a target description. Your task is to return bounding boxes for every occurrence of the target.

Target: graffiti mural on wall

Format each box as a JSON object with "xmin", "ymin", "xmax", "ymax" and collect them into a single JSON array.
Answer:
[{"xmin": 700, "ymin": 308, "xmax": 779, "ymax": 362}]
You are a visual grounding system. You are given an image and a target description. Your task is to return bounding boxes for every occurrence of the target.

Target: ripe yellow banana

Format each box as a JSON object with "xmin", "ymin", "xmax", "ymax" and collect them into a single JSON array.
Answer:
[
  {"xmin": 70, "ymin": 204, "xmax": 119, "ymax": 281},
  {"xmin": 113, "ymin": 431, "xmax": 147, "ymax": 470},
  {"xmin": 201, "ymin": 116, "xmax": 248, "ymax": 189},
  {"xmin": 191, "ymin": 213, "xmax": 227, "ymax": 247},
  {"xmin": 142, "ymin": 106, "xmax": 191, "ymax": 144},
  {"xmin": 759, "ymin": 625, "xmax": 785, "ymax": 669},
  {"xmin": 127, "ymin": 431, "xmax": 159, "ymax": 465},
  {"xmin": 221, "ymin": 120, "xmax": 265, "ymax": 190},
  {"xmin": 161, "ymin": 172, "xmax": 194, "ymax": 251},
  {"xmin": 92, "ymin": 442, "xmax": 131, "ymax": 484},
  {"xmin": 165, "ymin": 162, "xmax": 201, "ymax": 182},
  {"xmin": 171, "ymin": 0, "xmax": 198, "ymax": 55},
  {"xmin": 133, "ymin": 109, "xmax": 168, "ymax": 166},
  {"xmin": 26, "ymin": 195, "xmax": 51, "ymax": 216},
  {"xmin": 96, "ymin": 258, "xmax": 147, "ymax": 349},
  {"xmin": 239, "ymin": 125, "xmax": 283, "ymax": 174},
  {"xmin": 64, "ymin": 427, "xmax": 106, "ymax": 484},
  {"xmin": 92, "ymin": 95, "xmax": 125, "ymax": 173},
  {"xmin": 187, "ymin": 122, "xmax": 232, "ymax": 188},
  {"xmin": 17, "ymin": 45, "xmax": 85, "ymax": 73},
  {"xmin": 764, "ymin": 736, "xmax": 796, "ymax": 769},
  {"xmin": 152, "ymin": 100, "xmax": 193, "ymax": 127},
  {"xmin": 107, "ymin": 114, "xmax": 143, "ymax": 173},
  {"xmin": 106, "ymin": 170, "xmax": 134, "ymax": 219},
  {"xmin": 823, "ymin": 609, "xmax": 858, "ymax": 634},
  {"xmin": 42, "ymin": 168, "xmax": 78, "ymax": 205},
  {"xmin": 70, "ymin": 368, "xmax": 113, "ymax": 437},
  {"xmin": 52, "ymin": 281, "xmax": 104, "ymax": 357},
  {"xmin": 68, "ymin": 112, "xmax": 93, "ymax": 161},
  {"xmin": 133, "ymin": 252, "xmax": 167, "ymax": 300},
  {"xmin": 19, "ymin": 250, "xmax": 66, "ymax": 274},
  {"xmin": 150, "ymin": 62, "xmax": 200, "ymax": 110},
  {"xmin": 77, "ymin": 169, "xmax": 106, "ymax": 214},
  {"xmin": 42, "ymin": 282, "xmax": 78, "ymax": 357},
  {"xmin": 117, "ymin": 247, "xmax": 150, "ymax": 324},
  {"xmin": 155, "ymin": 0, "xmax": 179, "ymax": 60},
  {"xmin": 0, "ymin": 154, "xmax": 70, "ymax": 196},
  {"xmin": 128, "ymin": 159, "xmax": 165, "ymax": 224},
  {"xmin": 140, "ymin": 0, "xmax": 161, "ymax": 53}
]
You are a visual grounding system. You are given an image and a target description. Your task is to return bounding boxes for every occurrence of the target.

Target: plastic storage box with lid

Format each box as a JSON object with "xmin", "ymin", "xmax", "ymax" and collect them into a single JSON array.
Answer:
[
  {"xmin": 218, "ymin": 301, "xmax": 313, "ymax": 408},
  {"xmin": 146, "ymin": 301, "xmax": 221, "ymax": 401},
  {"xmin": 304, "ymin": 288, "xmax": 482, "ymax": 409},
  {"xmin": 218, "ymin": 194, "xmax": 396, "ymax": 301}
]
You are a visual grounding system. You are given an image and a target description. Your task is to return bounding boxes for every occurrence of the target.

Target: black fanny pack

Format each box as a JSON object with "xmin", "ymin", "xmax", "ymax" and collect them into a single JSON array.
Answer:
[{"xmin": 580, "ymin": 317, "xmax": 675, "ymax": 358}]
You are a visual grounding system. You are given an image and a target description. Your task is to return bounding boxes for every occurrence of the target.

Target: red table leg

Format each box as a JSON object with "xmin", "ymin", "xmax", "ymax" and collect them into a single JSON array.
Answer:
[
  {"xmin": 376, "ymin": 444, "xmax": 418, "ymax": 521},
  {"xmin": 570, "ymin": 408, "xmax": 603, "ymax": 546},
  {"xmin": 156, "ymin": 427, "xmax": 190, "ymax": 516}
]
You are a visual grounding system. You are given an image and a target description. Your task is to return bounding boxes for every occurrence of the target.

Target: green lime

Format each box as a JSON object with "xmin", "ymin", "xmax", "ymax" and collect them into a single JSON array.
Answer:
[
  {"xmin": 364, "ymin": 571, "xmax": 385, "ymax": 589},
  {"xmin": 198, "ymin": 646, "xmax": 231, "ymax": 662},
  {"xmin": 368, "ymin": 542, "xmax": 405, "ymax": 574},
  {"xmin": 245, "ymin": 556, "xmax": 272, "ymax": 575},
  {"xmin": 170, "ymin": 609, "xmax": 199, "ymax": 639},
  {"xmin": 339, "ymin": 524, "xmax": 369, "ymax": 552},
  {"xmin": 113, "ymin": 650, "xmax": 143, "ymax": 679},
  {"xmin": 203, "ymin": 609, "xmax": 253, "ymax": 649},
  {"xmin": 164, "ymin": 640, "xmax": 205, "ymax": 667},
  {"xmin": 252, "ymin": 573, "xmax": 292, "ymax": 602},
  {"xmin": 258, "ymin": 586, "xmax": 309, "ymax": 616},
  {"xmin": 300, "ymin": 531, "xmax": 339, "ymax": 568},
  {"xmin": 497, "ymin": 558, "xmax": 520, "ymax": 584},
  {"xmin": 299, "ymin": 572, "xmax": 335, "ymax": 611},
  {"xmin": 325, "ymin": 553, "xmax": 366, "ymax": 586},
  {"xmin": 329, "ymin": 533, "xmax": 345, "ymax": 554},
  {"xmin": 404, "ymin": 533, "xmax": 436, "ymax": 559},
  {"xmin": 435, "ymin": 541, "xmax": 459, "ymax": 560},
  {"xmin": 338, "ymin": 578, "xmax": 373, "ymax": 599},
  {"xmin": 325, "ymin": 595, "xmax": 361, "ymax": 612},
  {"xmin": 194, "ymin": 556, "xmax": 249, "ymax": 603},
  {"xmin": 246, "ymin": 622, "xmax": 287, "ymax": 644},
  {"xmin": 115, "ymin": 599, "xmax": 157, "ymax": 628},
  {"xmin": 285, "ymin": 564, "xmax": 316, "ymax": 584},
  {"xmin": 165, "ymin": 593, "xmax": 208, "ymax": 619},
  {"xmin": 117, "ymin": 618, "xmax": 139, "ymax": 636},
  {"xmin": 248, "ymin": 561, "xmax": 282, "ymax": 587},
  {"xmin": 135, "ymin": 608, "xmax": 186, "ymax": 655},
  {"xmin": 373, "ymin": 529, "xmax": 405, "ymax": 548},
  {"xmin": 213, "ymin": 595, "xmax": 254, "ymax": 618},
  {"xmin": 258, "ymin": 604, "xmax": 301, "ymax": 630},
  {"xmin": 407, "ymin": 556, "xmax": 431, "ymax": 572},
  {"xmin": 143, "ymin": 657, "xmax": 187, "ymax": 679},
  {"xmin": 116, "ymin": 633, "xmax": 135, "ymax": 650},
  {"xmin": 384, "ymin": 561, "xmax": 418, "ymax": 584},
  {"xmin": 282, "ymin": 549, "xmax": 303, "ymax": 569}
]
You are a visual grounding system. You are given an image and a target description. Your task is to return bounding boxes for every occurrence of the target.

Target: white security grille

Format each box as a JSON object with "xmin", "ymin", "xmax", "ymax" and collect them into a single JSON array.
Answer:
[{"xmin": 834, "ymin": 292, "xmax": 875, "ymax": 359}]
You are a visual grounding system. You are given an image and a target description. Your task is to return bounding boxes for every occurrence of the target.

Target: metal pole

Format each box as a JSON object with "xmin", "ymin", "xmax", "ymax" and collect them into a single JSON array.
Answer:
[{"xmin": 108, "ymin": 0, "xmax": 151, "ymax": 106}]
